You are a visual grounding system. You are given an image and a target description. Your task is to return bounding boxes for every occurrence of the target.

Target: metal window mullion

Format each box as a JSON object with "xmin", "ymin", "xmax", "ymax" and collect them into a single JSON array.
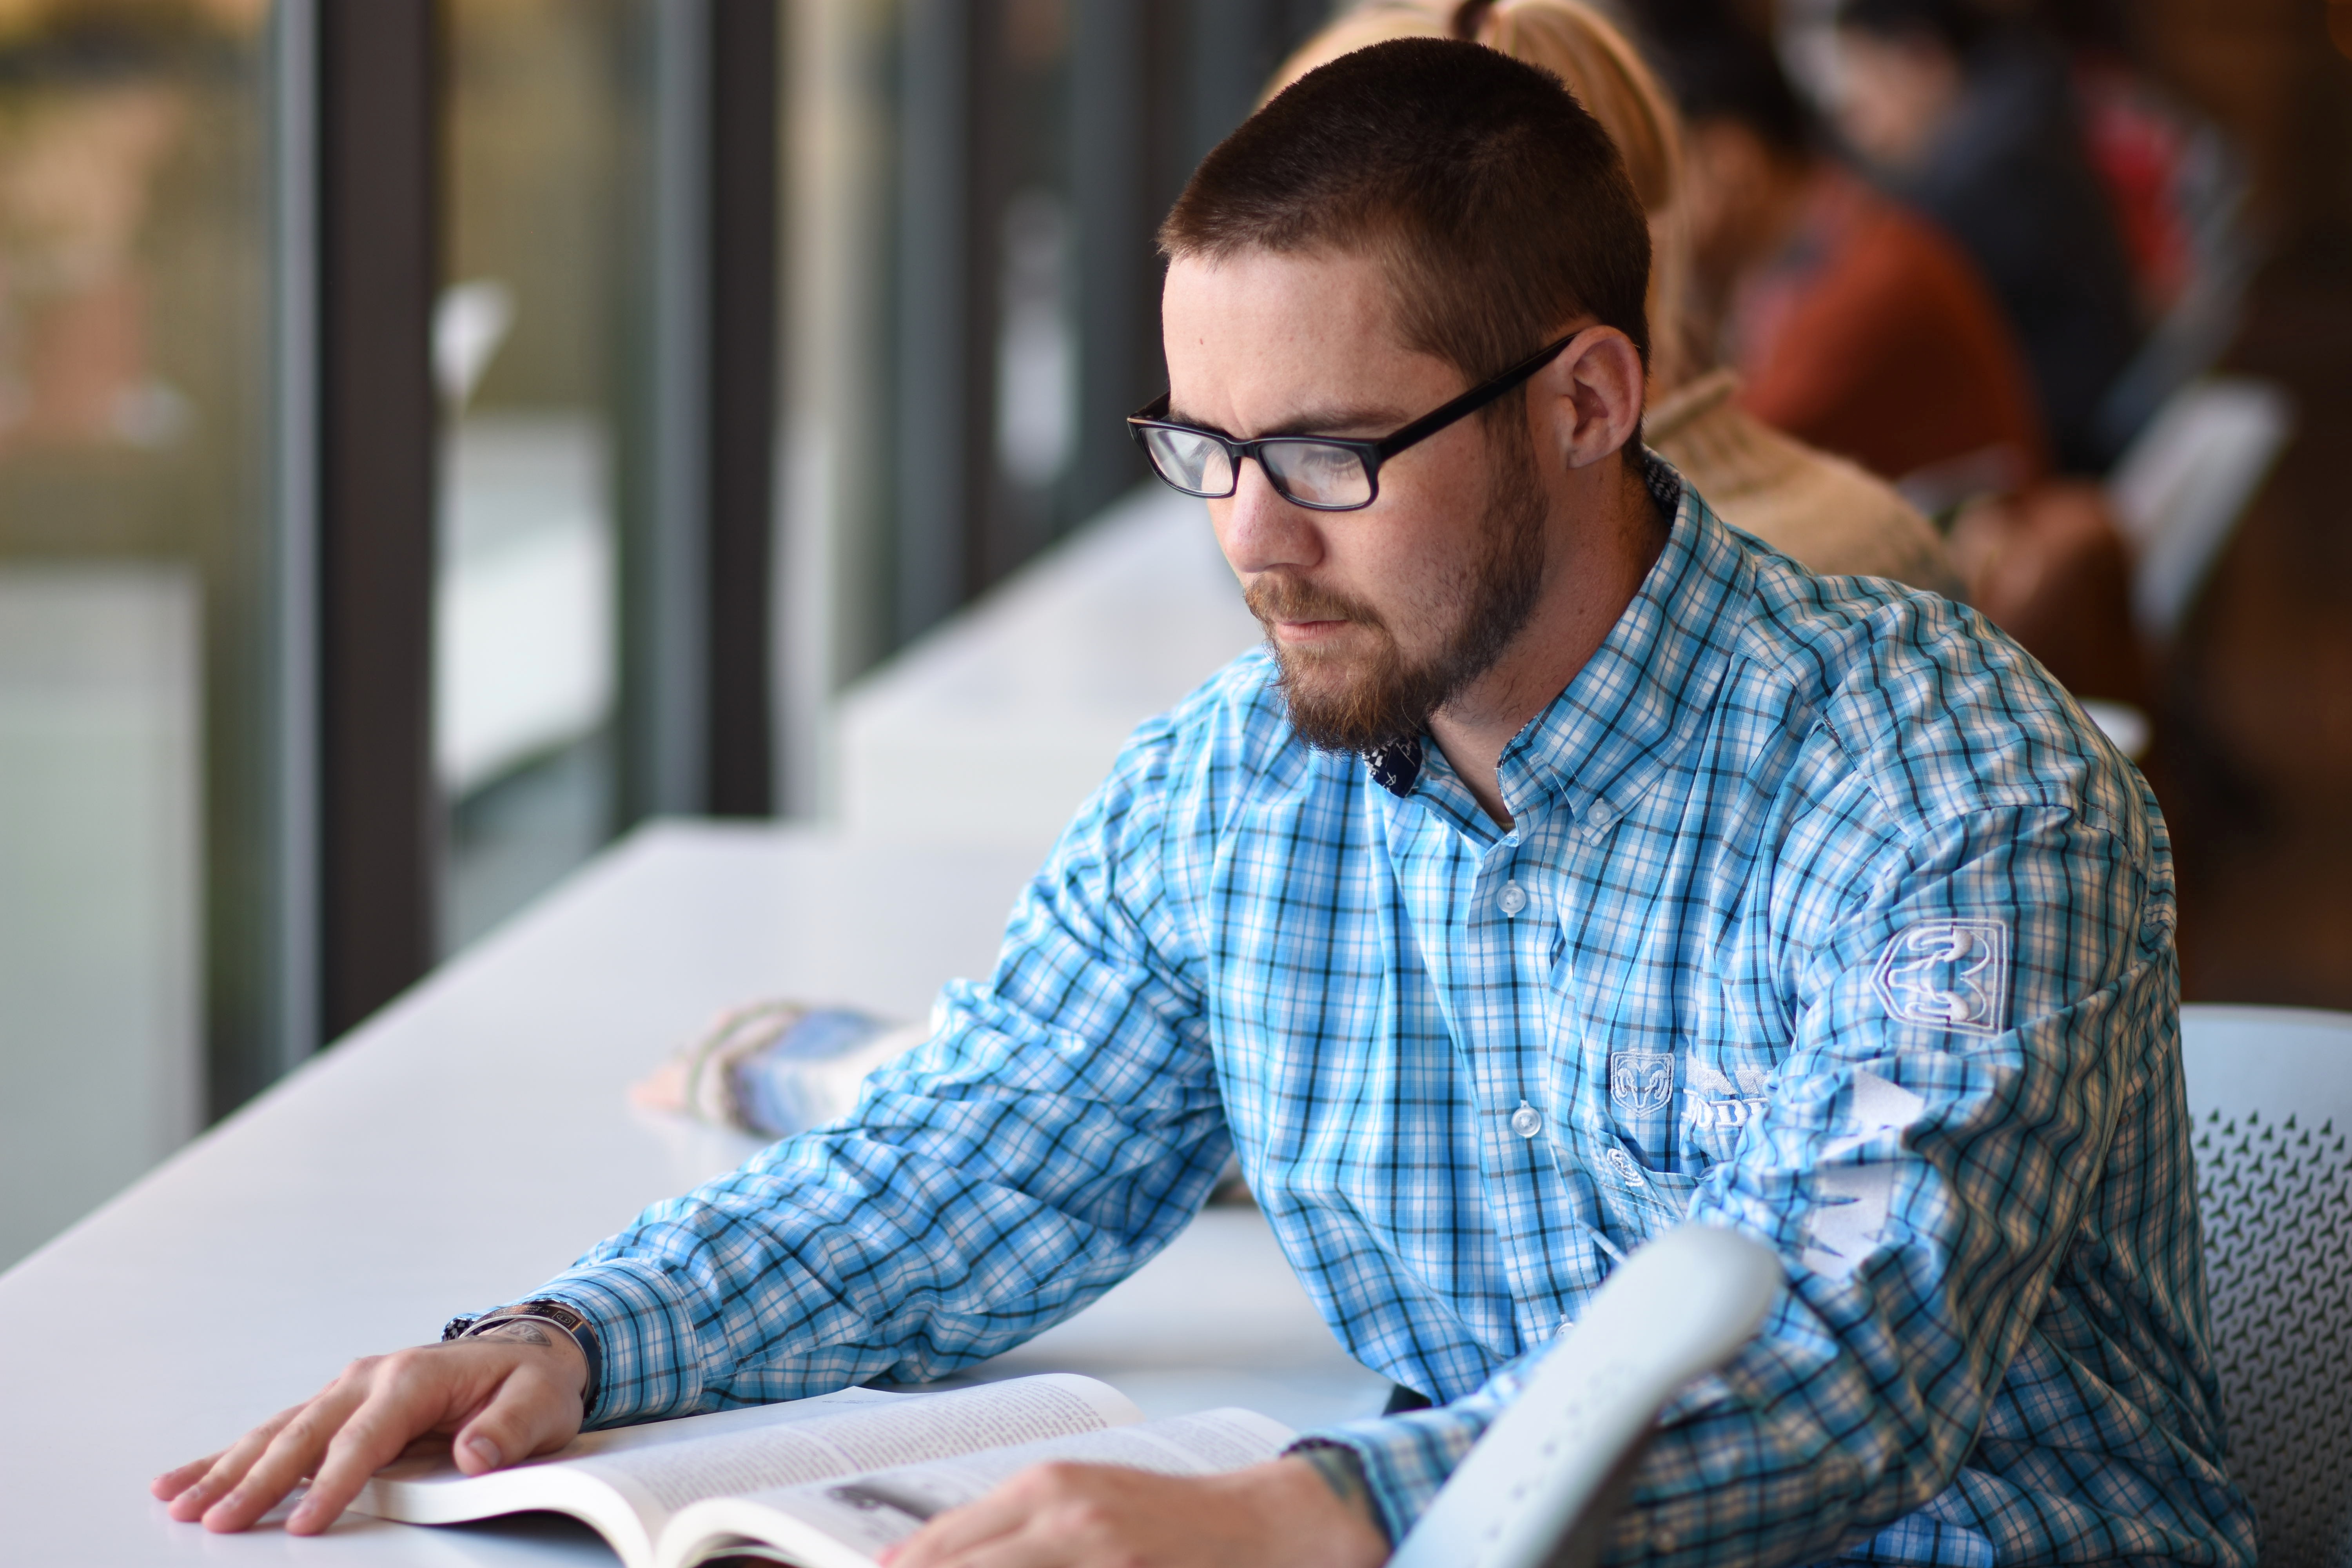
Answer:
[
  {"xmin": 629, "ymin": 0, "xmax": 716, "ymax": 820},
  {"xmin": 314, "ymin": 0, "xmax": 441, "ymax": 1041},
  {"xmin": 264, "ymin": 0, "xmax": 320, "ymax": 1091},
  {"xmin": 705, "ymin": 0, "xmax": 781, "ymax": 818},
  {"xmin": 1068, "ymin": 0, "xmax": 1150, "ymax": 526},
  {"xmin": 892, "ymin": 0, "xmax": 973, "ymax": 646}
]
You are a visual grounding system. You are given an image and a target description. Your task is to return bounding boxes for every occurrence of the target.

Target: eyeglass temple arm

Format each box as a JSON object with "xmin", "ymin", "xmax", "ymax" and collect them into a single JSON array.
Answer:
[
  {"xmin": 1127, "ymin": 329, "xmax": 1575, "ymax": 456},
  {"xmin": 1373, "ymin": 331, "xmax": 1580, "ymax": 460}
]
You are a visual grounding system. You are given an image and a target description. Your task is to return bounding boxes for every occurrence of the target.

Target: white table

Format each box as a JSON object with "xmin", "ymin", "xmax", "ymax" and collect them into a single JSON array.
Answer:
[{"xmin": 0, "ymin": 823, "xmax": 1385, "ymax": 1565}]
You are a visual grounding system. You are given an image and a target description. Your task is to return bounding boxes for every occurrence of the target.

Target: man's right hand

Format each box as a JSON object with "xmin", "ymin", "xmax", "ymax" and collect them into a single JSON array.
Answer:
[{"xmin": 150, "ymin": 1327, "xmax": 588, "ymax": 1535}]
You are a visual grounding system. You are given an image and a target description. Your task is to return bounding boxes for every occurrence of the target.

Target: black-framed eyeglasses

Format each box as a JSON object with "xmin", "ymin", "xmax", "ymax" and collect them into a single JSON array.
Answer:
[{"xmin": 1126, "ymin": 330, "xmax": 1578, "ymax": 512}]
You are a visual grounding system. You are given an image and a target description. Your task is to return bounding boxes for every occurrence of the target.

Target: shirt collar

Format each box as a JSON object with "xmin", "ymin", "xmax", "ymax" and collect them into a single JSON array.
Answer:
[{"xmin": 1364, "ymin": 452, "xmax": 1752, "ymax": 836}]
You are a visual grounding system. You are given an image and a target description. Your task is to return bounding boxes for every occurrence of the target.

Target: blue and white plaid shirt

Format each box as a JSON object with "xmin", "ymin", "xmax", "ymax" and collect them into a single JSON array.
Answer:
[{"xmin": 526, "ymin": 466, "xmax": 2253, "ymax": 1568}]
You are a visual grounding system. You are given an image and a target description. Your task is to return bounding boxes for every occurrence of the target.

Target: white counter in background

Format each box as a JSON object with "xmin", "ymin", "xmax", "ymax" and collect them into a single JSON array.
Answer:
[
  {"xmin": 0, "ymin": 563, "xmax": 203, "ymax": 1272},
  {"xmin": 0, "ymin": 822, "xmax": 1384, "ymax": 1566},
  {"xmin": 836, "ymin": 483, "xmax": 1260, "ymax": 860}
]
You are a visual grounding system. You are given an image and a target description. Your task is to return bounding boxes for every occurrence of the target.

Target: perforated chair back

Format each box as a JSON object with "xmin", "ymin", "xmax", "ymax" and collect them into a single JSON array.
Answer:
[{"xmin": 2181, "ymin": 1003, "xmax": 2352, "ymax": 1568}]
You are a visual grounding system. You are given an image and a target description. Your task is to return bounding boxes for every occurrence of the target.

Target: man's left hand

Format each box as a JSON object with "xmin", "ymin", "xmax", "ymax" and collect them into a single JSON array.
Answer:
[{"xmin": 878, "ymin": 1455, "xmax": 1389, "ymax": 1568}]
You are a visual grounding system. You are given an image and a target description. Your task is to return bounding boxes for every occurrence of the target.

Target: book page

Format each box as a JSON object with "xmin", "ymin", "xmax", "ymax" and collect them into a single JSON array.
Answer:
[
  {"xmin": 663, "ymin": 1408, "xmax": 1294, "ymax": 1568},
  {"xmin": 565, "ymin": 1387, "xmax": 903, "ymax": 1460},
  {"xmin": 355, "ymin": 1387, "xmax": 898, "ymax": 1509},
  {"xmin": 351, "ymin": 1387, "xmax": 907, "ymax": 1568},
  {"xmin": 579, "ymin": 1374, "xmax": 1141, "ymax": 1515}
]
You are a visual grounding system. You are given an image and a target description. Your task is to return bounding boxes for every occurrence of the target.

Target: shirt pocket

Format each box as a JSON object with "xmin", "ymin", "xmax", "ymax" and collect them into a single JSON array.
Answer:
[{"xmin": 1555, "ymin": 1133, "xmax": 1700, "ymax": 1255}]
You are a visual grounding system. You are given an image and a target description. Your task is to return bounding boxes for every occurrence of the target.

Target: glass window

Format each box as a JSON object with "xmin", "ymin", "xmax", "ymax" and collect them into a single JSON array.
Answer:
[
  {"xmin": 437, "ymin": 0, "xmax": 634, "ymax": 951},
  {"xmin": 0, "ymin": 0, "xmax": 274, "ymax": 1268}
]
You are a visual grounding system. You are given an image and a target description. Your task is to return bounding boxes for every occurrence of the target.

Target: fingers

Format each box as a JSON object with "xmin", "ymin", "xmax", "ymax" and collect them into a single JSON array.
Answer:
[
  {"xmin": 883, "ymin": 1480, "xmax": 1032, "ymax": 1567},
  {"xmin": 287, "ymin": 1340, "xmax": 585, "ymax": 1535},
  {"xmin": 882, "ymin": 1457, "xmax": 1390, "ymax": 1568},
  {"xmin": 150, "ymin": 1451, "xmax": 223, "ymax": 1503},
  {"xmin": 885, "ymin": 1463, "xmax": 1109, "ymax": 1568},
  {"xmin": 195, "ymin": 1378, "xmax": 377, "ymax": 1534},
  {"xmin": 278, "ymin": 1350, "xmax": 460, "ymax": 1535},
  {"xmin": 156, "ymin": 1337, "xmax": 590, "ymax": 1537},
  {"xmin": 450, "ymin": 1351, "xmax": 585, "ymax": 1477},
  {"xmin": 159, "ymin": 1401, "xmax": 310, "ymax": 1524}
]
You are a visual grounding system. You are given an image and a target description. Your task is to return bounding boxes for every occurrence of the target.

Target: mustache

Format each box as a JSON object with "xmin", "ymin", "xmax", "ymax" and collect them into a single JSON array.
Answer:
[{"xmin": 1242, "ymin": 573, "xmax": 1388, "ymax": 633}]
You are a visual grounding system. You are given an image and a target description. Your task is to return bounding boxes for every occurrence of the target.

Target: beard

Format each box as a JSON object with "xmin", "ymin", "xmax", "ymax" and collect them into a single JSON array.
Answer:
[{"xmin": 1246, "ymin": 426, "xmax": 1550, "ymax": 755}]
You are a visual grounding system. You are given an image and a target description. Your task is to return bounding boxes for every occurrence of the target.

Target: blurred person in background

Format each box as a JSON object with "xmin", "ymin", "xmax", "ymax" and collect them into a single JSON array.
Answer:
[
  {"xmin": 2037, "ymin": 0, "xmax": 2255, "ymax": 446},
  {"xmin": 2050, "ymin": 0, "xmax": 2203, "ymax": 324},
  {"xmin": 1922, "ymin": 0, "xmax": 2257, "ymax": 721},
  {"xmin": 1646, "ymin": 7, "xmax": 2049, "ymax": 515},
  {"xmin": 1384, "ymin": 0, "xmax": 2152, "ymax": 744},
  {"xmin": 1274, "ymin": 0, "xmax": 1963, "ymax": 597},
  {"xmin": 1831, "ymin": 0, "xmax": 2142, "ymax": 474},
  {"xmin": 1816, "ymin": 0, "xmax": 2157, "ymax": 711}
]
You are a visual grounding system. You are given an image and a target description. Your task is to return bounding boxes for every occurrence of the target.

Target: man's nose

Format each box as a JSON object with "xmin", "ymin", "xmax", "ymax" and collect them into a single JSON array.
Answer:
[{"xmin": 1214, "ymin": 458, "xmax": 1324, "ymax": 578}]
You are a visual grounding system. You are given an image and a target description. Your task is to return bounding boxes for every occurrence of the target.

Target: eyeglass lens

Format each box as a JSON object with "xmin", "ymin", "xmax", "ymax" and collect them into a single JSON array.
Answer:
[
  {"xmin": 1259, "ymin": 439, "xmax": 1374, "ymax": 508},
  {"xmin": 1139, "ymin": 426, "xmax": 1375, "ymax": 509},
  {"xmin": 1140, "ymin": 426, "xmax": 1235, "ymax": 497}
]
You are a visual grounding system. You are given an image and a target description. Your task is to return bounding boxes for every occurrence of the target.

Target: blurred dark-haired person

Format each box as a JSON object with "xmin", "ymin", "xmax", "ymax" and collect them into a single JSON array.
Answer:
[
  {"xmin": 1832, "ymin": 0, "xmax": 2143, "ymax": 473},
  {"xmin": 1657, "ymin": 12, "xmax": 2048, "ymax": 510},
  {"xmin": 1275, "ymin": 0, "xmax": 1965, "ymax": 595},
  {"xmin": 156, "ymin": 38, "xmax": 2249, "ymax": 1568}
]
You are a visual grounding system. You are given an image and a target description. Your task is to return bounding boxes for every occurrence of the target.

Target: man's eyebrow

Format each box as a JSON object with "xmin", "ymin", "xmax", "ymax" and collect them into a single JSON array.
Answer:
[{"xmin": 1160, "ymin": 401, "xmax": 1408, "ymax": 439}]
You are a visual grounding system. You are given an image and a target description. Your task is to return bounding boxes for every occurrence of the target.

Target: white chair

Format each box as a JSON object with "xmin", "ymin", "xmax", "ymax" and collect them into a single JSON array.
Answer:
[
  {"xmin": 2181, "ymin": 1003, "xmax": 2352, "ymax": 1568},
  {"xmin": 1389, "ymin": 1225, "xmax": 1779, "ymax": 1568}
]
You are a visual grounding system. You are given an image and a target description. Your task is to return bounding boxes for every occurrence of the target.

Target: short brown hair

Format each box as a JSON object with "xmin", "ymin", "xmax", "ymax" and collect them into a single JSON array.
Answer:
[{"xmin": 1161, "ymin": 36, "xmax": 1653, "ymax": 390}]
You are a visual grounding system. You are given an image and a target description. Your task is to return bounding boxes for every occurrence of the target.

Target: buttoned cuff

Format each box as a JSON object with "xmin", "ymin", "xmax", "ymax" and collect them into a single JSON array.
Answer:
[
  {"xmin": 1290, "ymin": 1408, "xmax": 1482, "ymax": 1544},
  {"xmin": 1292, "ymin": 1345, "xmax": 1551, "ymax": 1543},
  {"xmin": 505, "ymin": 1259, "xmax": 708, "ymax": 1428},
  {"xmin": 1297, "ymin": 1360, "xmax": 1542, "ymax": 1545}
]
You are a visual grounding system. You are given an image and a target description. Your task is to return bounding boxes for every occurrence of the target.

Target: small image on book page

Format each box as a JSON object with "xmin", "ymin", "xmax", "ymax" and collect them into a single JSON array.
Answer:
[{"xmin": 749, "ymin": 1409, "xmax": 1292, "ymax": 1557}]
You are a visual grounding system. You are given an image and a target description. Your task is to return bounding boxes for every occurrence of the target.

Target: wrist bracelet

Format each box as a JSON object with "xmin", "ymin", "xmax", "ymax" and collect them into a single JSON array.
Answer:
[{"xmin": 443, "ymin": 1299, "xmax": 603, "ymax": 1418}]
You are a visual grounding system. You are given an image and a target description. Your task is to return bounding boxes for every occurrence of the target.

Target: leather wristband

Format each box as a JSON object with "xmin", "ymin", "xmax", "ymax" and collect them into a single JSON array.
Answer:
[{"xmin": 443, "ymin": 1299, "xmax": 603, "ymax": 1418}]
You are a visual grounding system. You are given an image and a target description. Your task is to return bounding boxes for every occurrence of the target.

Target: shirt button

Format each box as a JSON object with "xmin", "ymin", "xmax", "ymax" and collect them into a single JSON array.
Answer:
[
  {"xmin": 1497, "ymin": 880, "xmax": 1528, "ymax": 916},
  {"xmin": 1510, "ymin": 1100, "xmax": 1543, "ymax": 1138}
]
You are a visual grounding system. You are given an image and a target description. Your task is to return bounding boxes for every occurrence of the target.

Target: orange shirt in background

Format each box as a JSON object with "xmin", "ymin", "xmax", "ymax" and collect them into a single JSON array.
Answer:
[{"xmin": 1727, "ymin": 165, "xmax": 2049, "ymax": 491}]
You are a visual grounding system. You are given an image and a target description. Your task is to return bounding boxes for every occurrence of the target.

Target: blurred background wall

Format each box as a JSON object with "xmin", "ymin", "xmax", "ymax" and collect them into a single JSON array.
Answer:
[
  {"xmin": 2120, "ymin": 0, "xmax": 2352, "ymax": 1005},
  {"xmin": 0, "ymin": 0, "xmax": 2343, "ymax": 1270}
]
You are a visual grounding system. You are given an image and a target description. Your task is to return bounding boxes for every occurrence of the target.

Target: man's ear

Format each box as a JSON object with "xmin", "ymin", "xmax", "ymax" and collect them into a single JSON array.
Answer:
[{"xmin": 1535, "ymin": 325, "xmax": 1645, "ymax": 471}]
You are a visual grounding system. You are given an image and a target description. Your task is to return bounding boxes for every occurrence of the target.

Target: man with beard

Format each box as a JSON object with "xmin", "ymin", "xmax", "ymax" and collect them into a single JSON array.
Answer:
[{"xmin": 159, "ymin": 38, "xmax": 2247, "ymax": 1568}]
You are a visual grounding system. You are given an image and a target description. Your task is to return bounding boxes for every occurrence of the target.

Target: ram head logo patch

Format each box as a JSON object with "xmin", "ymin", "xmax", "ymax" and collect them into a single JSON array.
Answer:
[
  {"xmin": 1872, "ymin": 919, "xmax": 2011, "ymax": 1035},
  {"xmin": 1608, "ymin": 1051, "xmax": 1677, "ymax": 1114}
]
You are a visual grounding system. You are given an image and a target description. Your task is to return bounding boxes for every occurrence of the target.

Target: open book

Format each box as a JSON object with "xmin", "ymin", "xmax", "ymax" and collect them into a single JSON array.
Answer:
[{"xmin": 351, "ymin": 1373, "xmax": 1294, "ymax": 1568}]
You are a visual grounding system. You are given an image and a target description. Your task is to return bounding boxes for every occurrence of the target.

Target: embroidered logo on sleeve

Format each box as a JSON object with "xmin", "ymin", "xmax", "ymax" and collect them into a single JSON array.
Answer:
[
  {"xmin": 1871, "ymin": 919, "xmax": 2011, "ymax": 1035},
  {"xmin": 1608, "ymin": 1051, "xmax": 1677, "ymax": 1114}
]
